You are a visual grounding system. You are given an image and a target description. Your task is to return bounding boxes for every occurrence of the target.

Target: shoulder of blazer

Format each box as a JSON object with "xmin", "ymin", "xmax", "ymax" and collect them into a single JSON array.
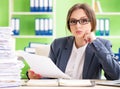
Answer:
[
  {"xmin": 53, "ymin": 36, "xmax": 75, "ymax": 48},
  {"xmin": 95, "ymin": 38, "xmax": 112, "ymax": 50},
  {"xmin": 54, "ymin": 36, "xmax": 74, "ymax": 42},
  {"xmin": 96, "ymin": 37, "xmax": 111, "ymax": 45}
]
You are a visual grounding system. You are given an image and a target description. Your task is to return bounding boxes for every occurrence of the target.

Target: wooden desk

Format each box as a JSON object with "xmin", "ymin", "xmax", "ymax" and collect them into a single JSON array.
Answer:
[
  {"xmin": 0, "ymin": 85, "xmax": 119, "ymax": 89},
  {"xmin": 0, "ymin": 80, "xmax": 119, "ymax": 89}
]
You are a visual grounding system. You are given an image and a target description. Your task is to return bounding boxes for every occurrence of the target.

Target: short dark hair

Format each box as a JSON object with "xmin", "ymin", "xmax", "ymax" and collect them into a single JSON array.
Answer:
[{"xmin": 66, "ymin": 3, "xmax": 96, "ymax": 32}]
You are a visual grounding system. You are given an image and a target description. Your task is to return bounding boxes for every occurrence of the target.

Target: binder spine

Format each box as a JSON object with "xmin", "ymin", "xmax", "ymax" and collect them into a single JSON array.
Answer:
[
  {"xmin": 44, "ymin": 18, "xmax": 49, "ymax": 35},
  {"xmin": 48, "ymin": 0, "xmax": 52, "ymax": 12},
  {"xmin": 105, "ymin": 19, "xmax": 110, "ymax": 36},
  {"xmin": 35, "ymin": 0, "xmax": 39, "ymax": 12},
  {"xmin": 35, "ymin": 18, "xmax": 40, "ymax": 35},
  {"xmin": 11, "ymin": 18, "xmax": 20, "ymax": 35},
  {"xmin": 11, "ymin": 18, "xmax": 15, "ymax": 35},
  {"xmin": 39, "ymin": 18, "xmax": 44, "ymax": 35},
  {"xmin": 30, "ymin": 0, "xmax": 35, "ymax": 12},
  {"xmin": 15, "ymin": 18, "xmax": 20, "ymax": 35},
  {"xmin": 39, "ymin": 0, "xmax": 44, "ymax": 12},
  {"xmin": 99, "ymin": 19, "xmax": 104, "ymax": 36},
  {"xmin": 96, "ymin": 19, "xmax": 100, "ymax": 36},
  {"xmin": 48, "ymin": 18, "xmax": 53, "ymax": 35},
  {"xmin": 44, "ymin": 0, "xmax": 49, "ymax": 12}
]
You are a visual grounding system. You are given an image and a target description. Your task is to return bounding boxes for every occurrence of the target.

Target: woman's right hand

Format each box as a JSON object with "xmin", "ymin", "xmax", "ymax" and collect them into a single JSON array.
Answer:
[{"xmin": 27, "ymin": 70, "xmax": 42, "ymax": 79}]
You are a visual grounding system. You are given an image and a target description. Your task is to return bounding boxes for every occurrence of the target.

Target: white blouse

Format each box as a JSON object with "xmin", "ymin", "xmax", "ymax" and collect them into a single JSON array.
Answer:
[{"xmin": 65, "ymin": 42, "xmax": 88, "ymax": 79}]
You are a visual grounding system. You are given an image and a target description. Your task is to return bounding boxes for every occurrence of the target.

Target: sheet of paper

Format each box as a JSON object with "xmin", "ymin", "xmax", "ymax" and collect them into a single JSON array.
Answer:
[{"xmin": 16, "ymin": 50, "xmax": 71, "ymax": 79}]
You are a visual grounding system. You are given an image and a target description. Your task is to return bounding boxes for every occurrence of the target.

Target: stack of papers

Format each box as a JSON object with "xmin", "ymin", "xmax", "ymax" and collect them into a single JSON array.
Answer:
[
  {"xmin": 0, "ymin": 59, "xmax": 24, "ymax": 88},
  {"xmin": 0, "ymin": 29, "xmax": 24, "ymax": 88}
]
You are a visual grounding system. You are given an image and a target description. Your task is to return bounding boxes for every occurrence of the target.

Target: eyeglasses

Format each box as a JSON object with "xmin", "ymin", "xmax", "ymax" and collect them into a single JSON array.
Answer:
[{"xmin": 69, "ymin": 18, "xmax": 91, "ymax": 25}]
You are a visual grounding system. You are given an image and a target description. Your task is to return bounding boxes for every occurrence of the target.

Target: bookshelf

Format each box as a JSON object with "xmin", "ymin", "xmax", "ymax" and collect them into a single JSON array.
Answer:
[
  {"xmin": 93, "ymin": 0, "xmax": 120, "ymax": 38},
  {"xmin": 9, "ymin": 0, "xmax": 56, "ymax": 79},
  {"xmin": 93, "ymin": 0, "xmax": 120, "ymax": 62},
  {"xmin": 10, "ymin": 0, "xmax": 56, "ymax": 39}
]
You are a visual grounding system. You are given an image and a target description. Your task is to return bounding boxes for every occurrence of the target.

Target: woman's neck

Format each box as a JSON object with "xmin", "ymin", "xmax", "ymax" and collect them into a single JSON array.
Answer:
[{"xmin": 75, "ymin": 38, "xmax": 87, "ymax": 48}]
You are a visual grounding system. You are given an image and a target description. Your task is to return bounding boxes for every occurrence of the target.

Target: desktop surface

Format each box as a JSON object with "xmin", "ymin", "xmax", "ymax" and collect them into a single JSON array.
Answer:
[{"xmin": 0, "ymin": 79, "xmax": 120, "ymax": 89}]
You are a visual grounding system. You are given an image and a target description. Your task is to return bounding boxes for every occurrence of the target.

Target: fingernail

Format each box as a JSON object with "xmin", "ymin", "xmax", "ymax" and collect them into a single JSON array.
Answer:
[
  {"xmin": 30, "ymin": 70, "xmax": 34, "ymax": 74},
  {"xmin": 37, "ymin": 74, "xmax": 42, "ymax": 78}
]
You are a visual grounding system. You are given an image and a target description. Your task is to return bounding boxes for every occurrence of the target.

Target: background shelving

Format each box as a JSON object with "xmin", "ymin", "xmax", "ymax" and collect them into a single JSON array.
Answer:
[
  {"xmin": 9, "ymin": 0, "xmax": 56, "ymax": 79},
  {"xmin": 10, "ymin": 0, "xmax": 56, "ymax": 39},
  {"xmin": 93, "ymin": 0, "xmax": 120, "ymax": 64}
]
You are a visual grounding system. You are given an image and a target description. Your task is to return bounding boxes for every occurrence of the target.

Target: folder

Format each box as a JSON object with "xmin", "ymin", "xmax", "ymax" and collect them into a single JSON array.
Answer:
[
  {"xmin": 48, "ymin": 0, "xmax": 53, "ymax": 12},
  {"xmin": 96, "ymin": 19, "xmax": 100, "ymax": 36},
  {"xmin": 35, "ymin": 18, "xmax": 40, "ymax": 35},
  {"xmin": 43, "ymin": 0, "xmax": 49, "ymax": 12},
  {"xmin": 35, "ymin": 0, "xmax": 39, "ymax": 12},
  {"xmin": 105, "ymin": 19, "xmax": 110, "ymax": 36},
  {"xmin": 99, "ymin": 19, "xmax": 104, "ymax": 36},
  {"xmin": 48, "ymin": 18, "xmax": 53, "ymax": 35},
  {"xmin": 39, "ymin": 0, "xmax": 44, "ymax": 12},
  {"xmin": 30, "ymin": 0, "xmax": 35, "ymax": 12}
]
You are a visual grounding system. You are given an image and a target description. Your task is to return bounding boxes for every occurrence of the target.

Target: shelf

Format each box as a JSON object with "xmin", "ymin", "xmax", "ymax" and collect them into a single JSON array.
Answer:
[
  {"xmin": 96, "ymin": 36, "xmax": 120, "ymax": 39},
  {"xmin": 10, "ymin": 0, "xmax": 56, "ymax": 39},
  {"xmin": 96, "ymin": 12, "xmax": 120, "ymax": 15},
  {"xmin": 13, "ymin": 35, "xmax": 54, "ymax": 38},
  {"xmin": 12, "ymin": 35, "xmax": 120, "ymax": 38},
  {"xmin": 13, "ymin": 12, "xmax": 53, "ymax": 15}
]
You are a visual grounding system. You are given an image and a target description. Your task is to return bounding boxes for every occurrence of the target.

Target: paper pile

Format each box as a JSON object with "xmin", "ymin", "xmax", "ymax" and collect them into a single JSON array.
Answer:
[{"xmin": 0, "ymin": 28, "xmax": 24, "ymax": 88}]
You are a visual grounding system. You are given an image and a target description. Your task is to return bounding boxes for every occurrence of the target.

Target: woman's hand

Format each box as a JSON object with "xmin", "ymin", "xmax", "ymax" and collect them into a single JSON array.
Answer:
[
  {"xmin": 28, "ymin": 70, "xmax": 42, "ymax": 79},
  {"xmin": 83, "ymin": 32, "xmax": 96, "ymax": 43}
]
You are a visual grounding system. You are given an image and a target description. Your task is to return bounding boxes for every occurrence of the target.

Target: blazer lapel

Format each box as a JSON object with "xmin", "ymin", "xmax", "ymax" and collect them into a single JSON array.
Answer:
[
  {"xmin": 59, "ymin": 37, "xmax": 74, "ymax": 72},
  {"xmin": 82, "ymin": 44, "xmax": 94, "ymax": 79}
]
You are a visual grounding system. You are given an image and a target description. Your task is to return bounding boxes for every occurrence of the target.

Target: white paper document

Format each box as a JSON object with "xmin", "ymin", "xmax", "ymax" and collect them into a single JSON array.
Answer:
[{"xmin": 16, "ymin": 51, "xmax": 71, "ymax": 79}]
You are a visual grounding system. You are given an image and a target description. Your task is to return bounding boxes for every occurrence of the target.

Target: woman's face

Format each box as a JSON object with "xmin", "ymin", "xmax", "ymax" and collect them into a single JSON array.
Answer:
[{"xmin": 69, "ymin": 9, "xmax": 92, "ymax": 38}]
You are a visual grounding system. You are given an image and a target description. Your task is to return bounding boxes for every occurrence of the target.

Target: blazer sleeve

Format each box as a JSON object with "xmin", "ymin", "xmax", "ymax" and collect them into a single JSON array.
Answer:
[
  {"xmin": 48, "ymin": 39, "xmax": 58, "ymax": 64},
  {"xmin": 91, "ymin": 38, "xmax": 120, "ymax": 80}
]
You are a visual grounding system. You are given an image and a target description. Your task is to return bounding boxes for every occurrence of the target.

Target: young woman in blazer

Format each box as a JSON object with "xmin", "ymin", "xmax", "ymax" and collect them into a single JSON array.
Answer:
[{"xmin": 28, "ymin": 3, "xmax": 120, "ymax": 80}]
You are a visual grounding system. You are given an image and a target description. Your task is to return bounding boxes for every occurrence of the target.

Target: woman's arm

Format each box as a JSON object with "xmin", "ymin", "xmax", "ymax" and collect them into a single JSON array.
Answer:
[{"xmin": 91, "ymin": 38, "xmax": 120, "ymax": 80}]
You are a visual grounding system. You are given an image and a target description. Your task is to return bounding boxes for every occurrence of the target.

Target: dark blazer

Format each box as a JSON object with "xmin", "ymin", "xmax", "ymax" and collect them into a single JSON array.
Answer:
[{"xmin": 49, "ymin": 36, "xmax": 120, "ymax": 80}]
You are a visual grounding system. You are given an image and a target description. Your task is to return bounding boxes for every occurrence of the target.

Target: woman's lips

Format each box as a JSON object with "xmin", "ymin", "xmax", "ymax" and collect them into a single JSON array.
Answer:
[{"xmin": 76, "ymin": 30, "xmax": 82, "ymax": 34}]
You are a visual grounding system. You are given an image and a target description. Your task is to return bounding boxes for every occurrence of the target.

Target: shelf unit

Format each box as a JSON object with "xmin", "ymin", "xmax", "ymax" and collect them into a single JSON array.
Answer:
[
  {"xmin": 92, "ymin": 0, "xmax": 120, "ymax": 38},
  {"xmin": 9, "ymin": 0, "xmax": 56, "ymax": 79},
  {"xmin": 10, "ymin": 0, "xmax": 56, "ymax": 39},
  {"xmin": 95, "ymin": 12, "xmax": 120, "ymax": 38},
  {"xmin": 92, "ymin": 0, "xmax": 120, "ymax": 57},
  {"xmin": 13, "ymin": 35, "xmax": 54, "ymax": 38}
]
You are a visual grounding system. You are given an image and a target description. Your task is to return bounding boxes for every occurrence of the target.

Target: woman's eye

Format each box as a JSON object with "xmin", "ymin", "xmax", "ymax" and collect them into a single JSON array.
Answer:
[
  {"xmin": 81, "ymin": 19, "xmax": 88, "ymax": 23},
  {"xmin": 70, "ymin": 20, "xmax": 76, "ymax": 23}
]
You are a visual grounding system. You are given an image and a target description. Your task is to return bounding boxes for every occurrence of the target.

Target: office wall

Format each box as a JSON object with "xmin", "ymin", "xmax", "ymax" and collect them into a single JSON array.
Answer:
[{"xmin": 0, "ymin": 0, "xmax": 9, "ymax": 26}]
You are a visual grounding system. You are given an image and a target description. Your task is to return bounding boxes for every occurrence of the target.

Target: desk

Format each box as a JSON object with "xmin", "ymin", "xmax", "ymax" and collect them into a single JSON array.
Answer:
[
  {"xmin": 0, "ymin": 85, "xmax": 119, "ymax": 89},
  {"xmin": 0, "ymin": 80, "xmax": 119, "ymax": 89}
]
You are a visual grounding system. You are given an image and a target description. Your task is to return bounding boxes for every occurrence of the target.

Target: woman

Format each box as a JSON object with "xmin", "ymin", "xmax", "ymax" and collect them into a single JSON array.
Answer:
[{"xmin": 28, "ymin": 3, "xmax": 120, "ymax": 80}]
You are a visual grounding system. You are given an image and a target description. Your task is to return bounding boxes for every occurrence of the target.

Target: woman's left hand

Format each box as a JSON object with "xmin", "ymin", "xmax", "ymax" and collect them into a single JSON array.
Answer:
[{"xmin": 83, "ymin": 32, "xmax": 96, "ymax": 43}]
